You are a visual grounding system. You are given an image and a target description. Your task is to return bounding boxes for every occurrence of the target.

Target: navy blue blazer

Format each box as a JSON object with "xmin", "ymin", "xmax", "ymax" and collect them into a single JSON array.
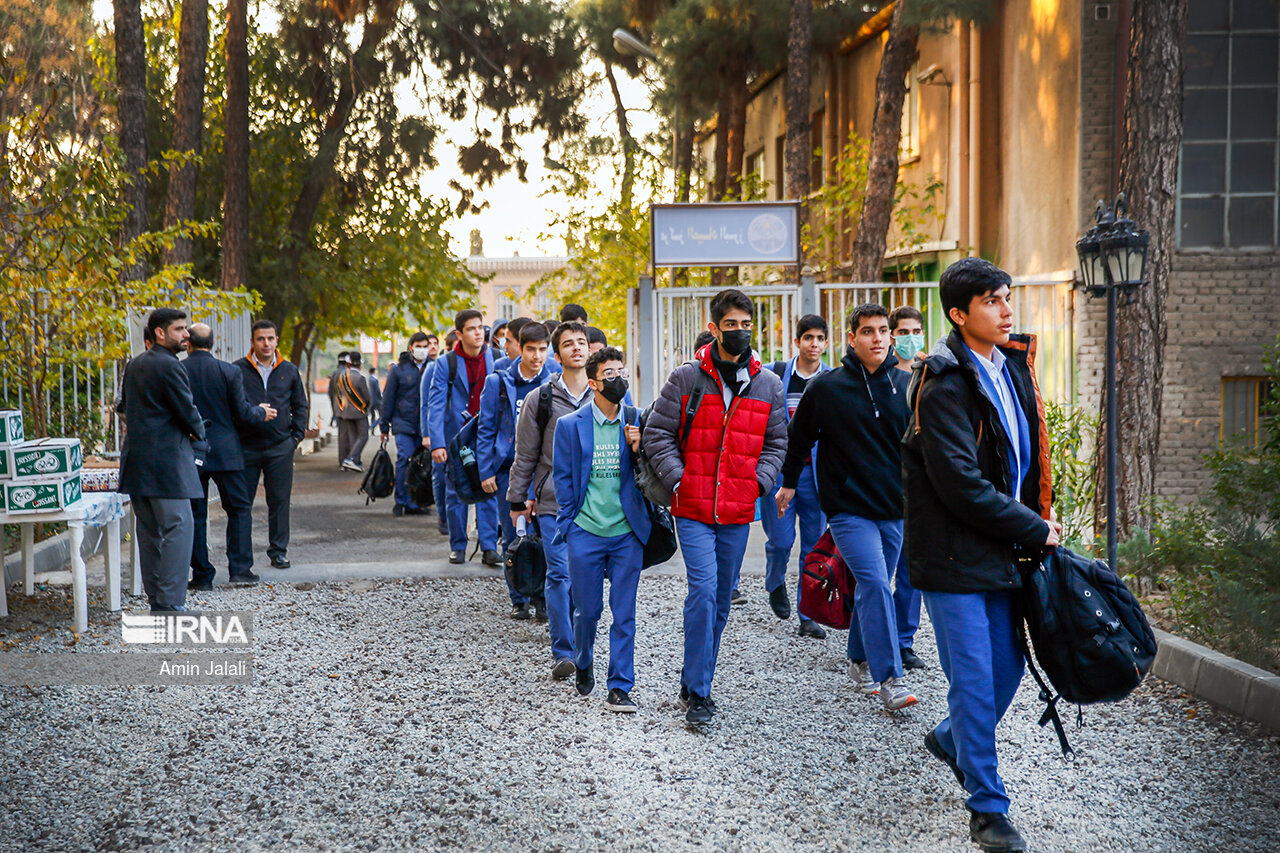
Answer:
[
  {"xmin": 183, "ymin": 350, "xmax": 265, "ymax": 472},
  {"xmin": 551, "ymin": 404, "xmax": 651, "ymax": 546}
]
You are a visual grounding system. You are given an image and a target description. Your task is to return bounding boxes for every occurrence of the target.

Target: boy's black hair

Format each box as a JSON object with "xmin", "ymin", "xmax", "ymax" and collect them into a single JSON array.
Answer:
[
  {"xmin": 507, "ymin": 317, "xmax": 532, "ymax": 340},
  {"xmin": 709, "ymin": 289, "xmax": 754, "ymax": 325},
  {"xmin": 586, "ymin": 326, "xmax": 607, "ymax": 346},
  {"xmin": 348, "ymin": 351, "xmax": 362, "ymax": 367},
  {"xmin": 693, "ymin": 330, "xmax": 716, "ymax": 351},
  {"xmin": 251, "ymin": 319, "xmax": 278, "ymax": 335},
  {"xmin": 424, "ymin": 333, "xmax": 439, "ymax": 345},
  {"xmin": 552, "ymin": 320, "xmax": 588, "ymax": 354},
  {"xmin": 889, "ymin": 305, "xmax": 924, "ymax": 331},
  {"xmin": 444, "ymin": 330, "xmax": 459, "ymax": 348},
  {"xmin": 455, "ymin": 308, "xmax": 483, "ymax": 331},
  {"xmin": 542, "ymin": 319, "xmax": 559, "ymax": 335},
  {"xmin": 848, "ymin": 302, "xmax": 889, "ymax": 330},
  {"xmin": 519, "ymin": 321, "xmax": 551, "ymax": 347},
  {"xmin": 939, "ymin": 257, "xmax": 1012, "ymax": 329},
  {"xmin": 795, "ymin": 314, "xmax": 828, "ymax": 340},
  {"xmin": 408, "ymin": 331, "xmax": 430, "ymax": 345},
  {"xmin": 148, "ymin": 308, "xmax": 187, "ymax": 335},
  {"xmin": 585, "ymin": 346, "xmax": 625, "ymax": 380},
  {"xmin": 560, "ymin": 303, "xmax": 588, "ymax": 323}
]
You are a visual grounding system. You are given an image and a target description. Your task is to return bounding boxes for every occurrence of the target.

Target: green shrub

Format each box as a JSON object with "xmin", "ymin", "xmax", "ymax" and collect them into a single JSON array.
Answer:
[{"xmin": 1044, "ymin": 399, "xmax": 1098, "ymax": 551}]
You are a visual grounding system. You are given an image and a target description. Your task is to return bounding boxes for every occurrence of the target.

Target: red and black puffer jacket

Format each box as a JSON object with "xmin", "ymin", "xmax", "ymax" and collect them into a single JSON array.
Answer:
[{"xmin": 641, "ymin": 344, "xmax": 788, "ymax": 525}]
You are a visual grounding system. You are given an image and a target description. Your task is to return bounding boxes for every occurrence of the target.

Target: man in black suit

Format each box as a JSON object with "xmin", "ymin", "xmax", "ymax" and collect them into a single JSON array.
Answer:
[
  {"xmin": 184, "ymin": 323, "xmax": 277, "ymax": 589},
  {"xmin": 118, "ymin": 308, "xmax": 208, "ymax": 612},
  {"xmin": 235, "ymin": 320, "xmax": 309, "ymax": 570}
]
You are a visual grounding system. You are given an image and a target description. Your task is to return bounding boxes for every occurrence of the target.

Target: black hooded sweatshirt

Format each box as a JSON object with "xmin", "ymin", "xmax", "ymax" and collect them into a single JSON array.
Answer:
[{"xmin": 781, "ymin": 345, "xmax": 910, "ymax": 520}]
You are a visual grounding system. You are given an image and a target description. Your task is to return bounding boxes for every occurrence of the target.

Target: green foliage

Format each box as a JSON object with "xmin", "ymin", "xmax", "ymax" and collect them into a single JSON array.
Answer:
[
  {"xmin": 1044, "ymin": 399, "xmax": 1099, "ymax": 551},
  {"xmin": 1119, "ymin": 337, "xmax": 1280, "ymax": 673},
  {"xmin": 804, "ymin": 131, "xmax": 943, "ymax": 280}
]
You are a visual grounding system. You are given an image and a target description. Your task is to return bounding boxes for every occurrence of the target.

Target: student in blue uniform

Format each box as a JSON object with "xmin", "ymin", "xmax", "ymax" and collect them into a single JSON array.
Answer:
[
  {"xmin": 755, "ymin": 314, "xmax": 833, "ymax": 639},
  {"xmin": 888, "ymin": 304, "xmax": 928, "ymax": 669},
  {"xmin": 552, "ymin": 346, "xmax": 651, "ymax": 713},
  {"xmin": 477, "ymin": 322, "xmax": 554, "ymax": 618}
]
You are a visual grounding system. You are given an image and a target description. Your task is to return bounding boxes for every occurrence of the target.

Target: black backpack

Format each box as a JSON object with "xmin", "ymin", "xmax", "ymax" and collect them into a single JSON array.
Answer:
[
  {"xmin": 359, "ymin": 442, "xmax": 394, "ymax": 504},
  {"xmin": 1020, "ymin": 545, "xmax": 1158, "ymax": 755},
  {"xmin": 632, "ymin": 379, "xmax": 707, "ymax": 507},
  {"xmin": 621, "ymin": 405, "xmax": 678, "ymax": 569},
  {"xmin": 504, "ymin": 517, "xmax": 547, "ymax": 605},
  {"xmin": 404, "ymin": 444, "xmax": 435, "ymax": 508}
]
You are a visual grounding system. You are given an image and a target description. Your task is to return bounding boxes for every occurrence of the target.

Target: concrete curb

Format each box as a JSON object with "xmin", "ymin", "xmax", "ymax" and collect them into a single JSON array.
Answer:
[
  {"xmin": 1152, "ymin": 627, "xmax": 1280, "ymax": 733},
  {"xmin": 3, "ymin": 530, "xmax": 71, "ymax": 589}
]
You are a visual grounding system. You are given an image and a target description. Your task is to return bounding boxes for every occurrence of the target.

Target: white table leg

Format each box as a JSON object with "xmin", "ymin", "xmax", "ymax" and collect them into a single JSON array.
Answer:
[
  {"xmin": 0, "ymin": 523, "xmax": 8, "ymax": 618},
  {"xmin": 22, "ymin": 523, "xmax": 34, "ymax": 595},
  {"xmin": 70, "ymin": 525, "xmax": 87, "ymax": 633},
  {"xmin": 130, "ymin": 507, "xmax": 142, "ymax": 596},
  {"xmin": 106, "ymin": 517, "xmax": 121, "ymax": 611}
]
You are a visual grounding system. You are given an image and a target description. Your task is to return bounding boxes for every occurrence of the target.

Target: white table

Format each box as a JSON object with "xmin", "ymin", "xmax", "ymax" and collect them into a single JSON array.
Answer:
[{"xmin": 0, "ymin": 492, "xmax": 138, "ymax": 632}]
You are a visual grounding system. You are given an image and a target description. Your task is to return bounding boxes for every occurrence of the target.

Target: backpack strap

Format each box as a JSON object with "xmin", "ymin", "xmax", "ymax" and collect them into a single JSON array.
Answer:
[
  {"xmin": 1018, "ymin": 619, "xmax": 1074, "ymax": 758},
  {"xmin": 770, "ymin": 361, "xmax": 787, "ymax": 381},
  {"xmin": 445, "ymin": 352, "xmax": 459, "ymax": 422},
  {"xmin": 678, "ymin": 379, "xmax": 708, "ymax": 450},
  {"xmin": 535, "ymin": 380, "xmax": 554, "ymax": 438}
]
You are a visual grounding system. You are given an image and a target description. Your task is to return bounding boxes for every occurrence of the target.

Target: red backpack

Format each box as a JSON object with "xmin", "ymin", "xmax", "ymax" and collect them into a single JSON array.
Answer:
[{"xmin": 799, "ymin": 529, "xmax": 855, "ymax": 629}]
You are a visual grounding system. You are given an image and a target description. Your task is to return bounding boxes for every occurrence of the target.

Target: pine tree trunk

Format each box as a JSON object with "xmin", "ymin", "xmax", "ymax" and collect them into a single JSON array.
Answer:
[
  {"xmin": 674, "ymin": 105, "xmax": 694, "ymax": 203},
  {"xmin": 725, "ymin": 70, "xmax": 747, "ymax": 201},
  {"xmin": 785, "ymin": 0, "xmax": 813, "ymax": 206},
  {"xmin": 1106, "ymin": 0, "xmax": 1188, "ymax": 537},
  {"xmin": 712, "ymin": 77, "xmax": 730, "ymax": 201},
  {"xmin": 849, "ymin": 0, "xmax": 918, "ymax": 282},
  {"xmin": 163, "ymin": 0, "xmax": 210, "ymax": 270},
  {"xmin": 113, "ymin": 0, "xmax": 149, "ymax": 284},
  {"xmin": 221, "ymin": 0, "xmax": 249, "ymax": 291}
]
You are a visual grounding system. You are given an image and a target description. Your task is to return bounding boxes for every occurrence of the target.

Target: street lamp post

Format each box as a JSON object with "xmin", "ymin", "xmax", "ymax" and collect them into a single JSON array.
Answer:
[{"xmin": 1075, "ymin": 193, "xmax": 1150, "ymax": 572}]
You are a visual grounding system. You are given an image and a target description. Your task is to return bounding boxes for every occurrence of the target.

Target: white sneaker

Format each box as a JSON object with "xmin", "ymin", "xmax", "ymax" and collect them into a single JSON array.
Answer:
[
  {"xmin": 849, "ymin": 660, "xmax": 879, "ymax": 695},
  {"xmin": 880, "ymin": 676, "xmax": 919, "ymax": 711}
]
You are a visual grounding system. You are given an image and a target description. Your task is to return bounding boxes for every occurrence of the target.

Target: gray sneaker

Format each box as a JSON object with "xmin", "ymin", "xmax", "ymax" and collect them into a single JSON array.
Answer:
[
  {"xmin": 880, "ymin": 676, "xmax": 919, "ymax": 711},
  {"xmin": 551, "ymin": 658, "xmax": 576, "ymax": 680},
  {"xmin": 849, "ymin": 660, "xmax": 879, "ymax": 695}
]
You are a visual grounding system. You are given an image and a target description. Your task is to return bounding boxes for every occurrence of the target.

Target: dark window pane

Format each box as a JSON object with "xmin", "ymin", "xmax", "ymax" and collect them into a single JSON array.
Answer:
[
  {"xmin": 1181, "ymin": 196, "xmax": 1226, "ymax": 247},
  {"xmin": 1230, "ymin": 141, "xmax": 1276, "ymax": 191},
  {"xmin": 1184, "ymin": 88, "xmax": 1230, "ymax": 139},
  {"xmin": 1232, "ymin": 35, "xmax": 1279, "ymax": 84},
  {"xmin": 1233, "ymin": 0, "xmax": 1279, "ymax": 30},
  {"xmin": 1231, "ymin": 87, "xmax": 1278, "ymax": 137},
  {"xmin": 1190, "ymin": 0, "xmax": 1230, "ymax": 30},
  {"xmin": 1186, "ymin": 35, "xmax": 1230, "ymax": 86},
  {"xmin": 1183, "ymin": 142, "xmax": 1228, "ymax": 192},
  {"xmin": 1228, "ymin": 195, "xmax": 1276, "ymax": 245},
  {"xmin": 1222, "ymin": 381, "xmax": 1254, "ymax": 440}
]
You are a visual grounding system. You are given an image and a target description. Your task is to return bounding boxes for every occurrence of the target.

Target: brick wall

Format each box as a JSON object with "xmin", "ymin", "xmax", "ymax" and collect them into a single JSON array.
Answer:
[{"xmin": 1158, "ymin": 254, "xmax": 1280, "ymax": 500}]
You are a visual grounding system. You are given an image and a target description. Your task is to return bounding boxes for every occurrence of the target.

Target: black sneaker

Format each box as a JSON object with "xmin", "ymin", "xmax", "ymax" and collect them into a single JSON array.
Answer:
[
  {"xmin": 575, "ymin": 666, "xmax": 595, "ymax": 696},
  {"xmin": 678, "ymin": 685, "xmax": 717, "ymax": 715},
  {"xmin": 605, "ymin": 688, "xmax": 638, "ymax": 713},
  {"xmin": 392, "ymin": 504, "xmax": 406, "ymax": 517},
  {"xmin": 901, "ymin": 647, "xmax": 927, "ymax": 670},
  {"xmin": 227, "ymin": 571, "xmax": 260, "ymax": 586},
  {"xmin": 551, "ymin": 658, "xmax": 576, "ymax": 680},
  {"xmin": 685, "ymin": 694, "xmax": 714, "ymax": 724},
  {"xmin": 481, "ymin": 549, "xmax": 502, "ymax": 567},
  {"xmin": 768, "ymin": 586, "xmax": 791, "ymax": 620},
  {"xmin": 188, "ymin": 579, "xmax": 213, "ymax": 591},
  {"xmin": 797, "ymin": 619, "xmax": 827, "ymax": 639},
  {"xmin": 925, "ymin": 730, "xmax": 966, "ymax": 788},
  {"xmin": 403, "ymin": 507, "xmax": 426, "ymax": 516},
  {"xmin": 532, "ymin": 599, "xmax": 548, "ymax": 622},
  {"xmin": 270, "ymin": 556, "xmax": 290, "ymax": 570},
  {"xmin": 449, "ymin": 550, "xmax": 465, "ymax": 564},
  {"xmin": 967, "ymin": 810, "xmax": 1027, "ymax": 853},
  {"xmin": 511, "ymin": 603, "xmax": 532, "ymax": 620},
  {"xmin": 730, "ymin": 589, "xmax": 746, "ymax": 606}
]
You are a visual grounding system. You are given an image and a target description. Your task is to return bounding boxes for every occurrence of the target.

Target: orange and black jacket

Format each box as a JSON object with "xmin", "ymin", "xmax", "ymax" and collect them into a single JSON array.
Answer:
[{"xmin": 901, "ymin": 331, "xmax": 1053, "ymax": 594}]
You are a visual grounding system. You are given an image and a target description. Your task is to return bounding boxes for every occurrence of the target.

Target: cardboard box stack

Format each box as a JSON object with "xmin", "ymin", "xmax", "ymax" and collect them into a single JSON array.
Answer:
[{"xmin": 1, "ymin": 416, "xmax": 85, "ymax": 513}]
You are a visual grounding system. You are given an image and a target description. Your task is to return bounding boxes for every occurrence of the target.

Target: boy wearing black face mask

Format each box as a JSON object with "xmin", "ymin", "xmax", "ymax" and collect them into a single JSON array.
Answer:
[{"xmin": 551, "ymin": 347, "xmax": 651, "ymax": 712}]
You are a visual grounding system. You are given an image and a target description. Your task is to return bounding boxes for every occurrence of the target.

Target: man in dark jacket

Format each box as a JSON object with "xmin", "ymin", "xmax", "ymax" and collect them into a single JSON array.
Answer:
[
  {"xmin": 184, "ymin": 324, "xmax": 275, "ymax": 588},
  {"xmin": 367, "ymin": 365, "xmax": 382, "ymax": 429},
  {"xmin": 379, "ymin": 331, "xmax": 432, "ymax": 515},
  {"xmin": 903, "ymin": 257, "xmax": 1060, "ymax": 853},
  {"xmin": 118, "ymin": 309, "xmax": 208, "ymax": 612},
  {"xmin": 235, "ymin": 320, "xmax": 309, "ymax": 570},
  {"xmin": 642, "ymin": 289, "xmax": 787, "ymax": 724},
  {"xmin": 331, "ymin": 351, "xmax": 371, "ymax": 472},
  {"xmin": 778, "ymin": 303, "xmax": 916, "ymax": 712}
]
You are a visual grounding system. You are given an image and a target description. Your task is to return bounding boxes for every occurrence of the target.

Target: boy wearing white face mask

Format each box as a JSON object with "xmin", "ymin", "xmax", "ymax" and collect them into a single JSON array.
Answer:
[
  {"xmin": 888, "ymin": 305, "xmax": 927, "ymax": 670},
  {"xmin": 379, "ymin": 331, "xmax": 433, "ymax": 516}
]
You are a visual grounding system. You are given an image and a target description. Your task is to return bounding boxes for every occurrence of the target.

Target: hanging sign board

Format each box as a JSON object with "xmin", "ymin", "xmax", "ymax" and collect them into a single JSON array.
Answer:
[{"xmin": 651, "ymin": 202, "xmax": 800, "ymax": 268}]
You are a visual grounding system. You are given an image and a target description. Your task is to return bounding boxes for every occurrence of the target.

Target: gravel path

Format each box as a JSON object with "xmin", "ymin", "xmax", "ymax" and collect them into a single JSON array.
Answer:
[{"xmin": 2, "ymin": 573, "xmax": 1278, "ymax": 853}]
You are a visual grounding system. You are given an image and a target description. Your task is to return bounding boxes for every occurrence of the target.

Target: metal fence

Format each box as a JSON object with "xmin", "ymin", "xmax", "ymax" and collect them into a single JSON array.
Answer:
[{"xmin": 628, "ymin": 276, "xmax": 1076, "ymax": 406}]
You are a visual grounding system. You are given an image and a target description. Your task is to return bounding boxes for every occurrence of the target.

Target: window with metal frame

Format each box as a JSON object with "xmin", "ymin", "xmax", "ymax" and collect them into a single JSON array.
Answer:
[{"xmin": 1179, "ymin": 0, "xmax": 1280, "ymax": 249}]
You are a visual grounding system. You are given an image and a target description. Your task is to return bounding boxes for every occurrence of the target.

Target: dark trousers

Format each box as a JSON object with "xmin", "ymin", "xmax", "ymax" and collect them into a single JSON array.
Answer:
[
  {"xmin": 135, "ymin": 496, "xmax": 194, "ymax": 610},
  {"xmin": 337, "ymin": 417, "xmax": 368, "ymax": 464},
  {"xmin": 243, "ymin": 439, "xmax": 296, "ymax": 561},
  {"xmin": 191, "ymin": 467, "xmax": 255, "ymax": 583}
]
